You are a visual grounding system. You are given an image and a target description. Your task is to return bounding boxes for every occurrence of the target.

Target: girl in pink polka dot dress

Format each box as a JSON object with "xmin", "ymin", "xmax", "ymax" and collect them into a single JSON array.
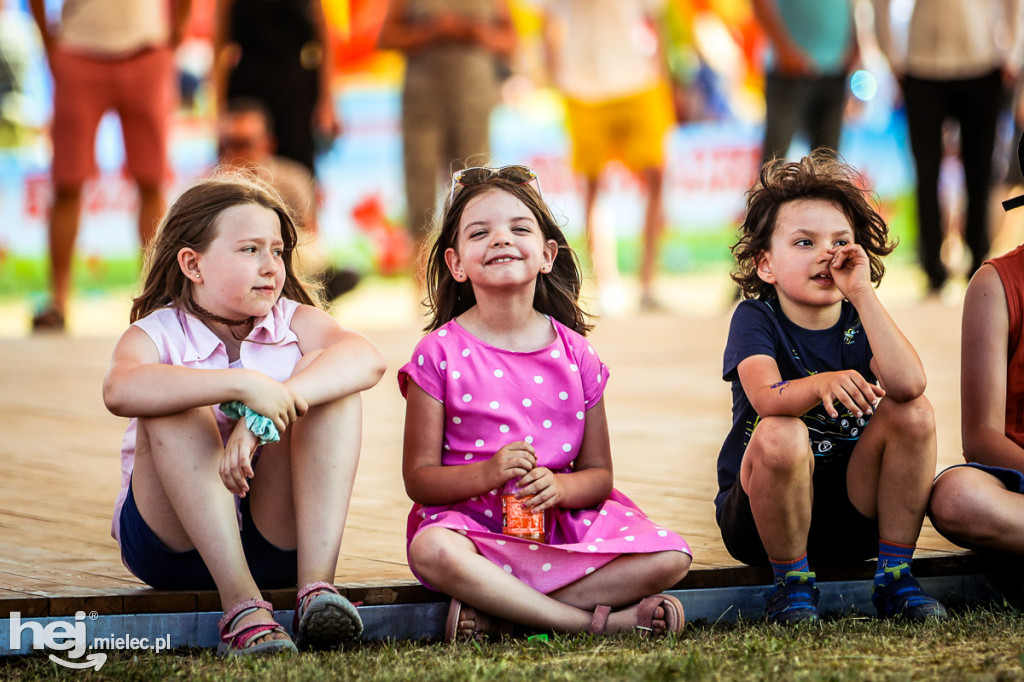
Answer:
[{"xmin": 398, "ymin": 166, "xmax": 692, "ymax": 641}]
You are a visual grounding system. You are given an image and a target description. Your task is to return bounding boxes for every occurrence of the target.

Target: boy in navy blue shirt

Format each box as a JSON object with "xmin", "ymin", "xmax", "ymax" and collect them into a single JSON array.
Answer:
[{"xmin": 717, "ymin": 151, "xmax": 947, "ymax": 624}]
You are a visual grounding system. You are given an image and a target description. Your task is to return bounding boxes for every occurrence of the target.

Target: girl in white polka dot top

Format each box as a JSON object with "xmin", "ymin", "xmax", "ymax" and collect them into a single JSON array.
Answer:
[{"xmin": 398, "ymin": 166, "xmax": 692, "ymax": 641}]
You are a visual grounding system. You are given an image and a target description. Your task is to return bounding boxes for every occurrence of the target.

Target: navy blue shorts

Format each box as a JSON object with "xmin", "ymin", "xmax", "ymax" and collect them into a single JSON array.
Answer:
[
  {"xmin": 119, "ymin": 478, "xmax": 298, "ymax": 590},
  {"xmin": 717, "ymin": 455, "xmax": 879, "ymax": 567},
  {"xmin": 935, "ymin": 463, "xmax": 1024, "ymax": 493}
]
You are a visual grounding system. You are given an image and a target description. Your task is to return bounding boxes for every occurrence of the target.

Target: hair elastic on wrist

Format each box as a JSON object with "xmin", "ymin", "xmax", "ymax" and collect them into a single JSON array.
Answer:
[{"xmin": 220, "ymin": 401, "xmax": 280, "ymax": 445}]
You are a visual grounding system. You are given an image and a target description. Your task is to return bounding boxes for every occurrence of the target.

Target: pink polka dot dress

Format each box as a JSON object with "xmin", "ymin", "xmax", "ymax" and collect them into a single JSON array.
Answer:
[{"xmin": 398, "ymin": 317, "xmax": 691, "ymax": 594}]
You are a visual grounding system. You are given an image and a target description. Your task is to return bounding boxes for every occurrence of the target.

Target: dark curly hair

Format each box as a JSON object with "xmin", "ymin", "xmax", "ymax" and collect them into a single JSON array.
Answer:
[
  {"xmin": 422, "ymin": 174, "xmax": 592, "ymax": 335},
  {"xmin": 731, "ymin": 149, "xmax": 896, "ymax": 300}
]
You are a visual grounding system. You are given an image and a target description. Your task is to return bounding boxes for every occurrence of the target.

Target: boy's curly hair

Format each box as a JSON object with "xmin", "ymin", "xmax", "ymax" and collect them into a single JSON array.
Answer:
[{"xmin": 731, "ymin": 149, "xmax": 896, "ymax": 300}]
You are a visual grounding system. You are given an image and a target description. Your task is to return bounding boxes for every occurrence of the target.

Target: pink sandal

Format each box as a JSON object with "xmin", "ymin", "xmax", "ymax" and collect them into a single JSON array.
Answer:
[
  {"xmin": 587, "ymin": 594, "xmax": 685, "ymax": 636},
  {"xmin": 635, "ymin": 593, "xmax": 685, "ymax": 635},
  {"xmin": 293, "ymin": 581, "xmax": 363, "ymax": 650},
  {"xmin": 217, "ymin": 598, "xmax": 297, "ymax": 657},
  {"xmin": 588, "ymin": 605, "xmax": 613, "ymax": 634},
  {"xmin": 444, "ymin": 598, "xmax": 514, "ymax": 643}
]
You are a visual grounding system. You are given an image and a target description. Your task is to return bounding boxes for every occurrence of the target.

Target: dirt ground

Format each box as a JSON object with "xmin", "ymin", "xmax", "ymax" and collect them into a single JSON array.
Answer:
[{"xmin": 0, "ymin": 267, "xmax": 964, "ymax": 599}]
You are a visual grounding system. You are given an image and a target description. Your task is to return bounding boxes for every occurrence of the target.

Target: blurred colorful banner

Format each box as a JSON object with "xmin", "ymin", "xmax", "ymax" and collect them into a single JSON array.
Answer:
[{"xmin": 0, "ymin": 0, "xmax": 921, "ymax": 299}]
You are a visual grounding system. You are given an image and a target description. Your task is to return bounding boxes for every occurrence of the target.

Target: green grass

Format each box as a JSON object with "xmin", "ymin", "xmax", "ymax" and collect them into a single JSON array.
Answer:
[{"xmin": 4, "ymin": 606, "xmax": 1023, "ymax": 681}]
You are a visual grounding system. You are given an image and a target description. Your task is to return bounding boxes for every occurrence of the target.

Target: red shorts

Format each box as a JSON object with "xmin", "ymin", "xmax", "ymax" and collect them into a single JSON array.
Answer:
[{"xmin": 50, "ymin": 45, "xmax": 174, "ymax": 188}]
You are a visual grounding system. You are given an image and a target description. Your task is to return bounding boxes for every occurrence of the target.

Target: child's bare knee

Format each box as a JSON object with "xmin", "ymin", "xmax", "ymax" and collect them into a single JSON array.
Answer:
[
  {"xmin": 662, "ymin": 550, "xmax": 691, "ymax": 587},
  {"xmin": 750, "ymin": 417, "xmax": 810, "ymax": 471},
  {"xmin": 886, "ymin": 395, "xmax": 935, "ymax": 439},
  {"xmin": 139, "ymin": 407, "xmax": 216, "ymax": 448},
  {"xmin": 407, "ymin": 530, "xmax": 441, "ymax": 575},
  {"xmin": 311, "ymin": 390, "xmax": 362, "ymax": 417},
  {"xmin": 928, "ymin": 470, "xmax": 981, "ymax": 538},
  {"xmin": 297, "ymin": 392, "xmax": 362, "ymax": 436},
  {"xmin": 408, "ymin": 528, "xmax": 467, "ymax": 578},
  {"xmin": 631, "ymin": 551, "xmax": 690, "ymax": 595}
]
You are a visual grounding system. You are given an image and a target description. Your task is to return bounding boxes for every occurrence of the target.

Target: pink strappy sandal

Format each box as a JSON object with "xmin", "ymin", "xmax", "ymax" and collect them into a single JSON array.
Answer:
[
  {"xmin": 292, "ymin": 581, "xmax": 363, "ymax": 650},
  {"xmin": 216, "ymin": 598, "xmax": 297, "ymax": 657},
  {"xmin": 444, "ymin": 598, "xmax": 514, "ymax": 643},
  {"xmin": 588, "ymin": 604, "xmax": 613, "ymax": 634},
  {"xmin": 634, "ymin": 593, "xmax": 685, "ymax": 635},
  {"xmin": 587, "ymin": 594, "xmax": 685, "ymax": 636}
]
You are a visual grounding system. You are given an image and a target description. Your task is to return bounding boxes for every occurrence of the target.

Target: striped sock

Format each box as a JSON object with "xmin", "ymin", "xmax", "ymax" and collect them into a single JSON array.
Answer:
[
  {"xmin": 876, "ymin": 539, "xmax": 915, "ymax": 586},
  {"xmin": 769, "ymin": 552, "xmax": 810, "ymax": 584}
]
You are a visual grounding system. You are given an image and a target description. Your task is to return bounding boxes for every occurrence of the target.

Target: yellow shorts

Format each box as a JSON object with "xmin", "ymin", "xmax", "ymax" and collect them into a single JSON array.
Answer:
[{"xmin": 565, "ymin": 84, "xmax": 674, "ymax": 179}]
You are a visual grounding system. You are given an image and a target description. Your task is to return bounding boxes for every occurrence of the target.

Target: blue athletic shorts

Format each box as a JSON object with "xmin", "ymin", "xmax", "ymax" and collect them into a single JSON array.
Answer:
[
  {"xmin": 935, "ymin": 462, "xmax": 1024, "ymax": 493},
  {"xmin": 119, "ymin": 478, "xmax": 298, "ymax": 590}
]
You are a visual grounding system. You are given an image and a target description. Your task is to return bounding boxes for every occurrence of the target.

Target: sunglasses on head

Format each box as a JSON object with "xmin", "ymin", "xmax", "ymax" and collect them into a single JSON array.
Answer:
[{"xmin": 449, "ymin": 165, "xmax": 541, "ymax": 203}]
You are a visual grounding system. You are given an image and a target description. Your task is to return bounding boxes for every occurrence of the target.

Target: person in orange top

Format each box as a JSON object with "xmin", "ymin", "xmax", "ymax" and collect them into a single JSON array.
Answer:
[{"xmin": 929, "ymin": 132, "xmax": 1024, "ymax": 556}]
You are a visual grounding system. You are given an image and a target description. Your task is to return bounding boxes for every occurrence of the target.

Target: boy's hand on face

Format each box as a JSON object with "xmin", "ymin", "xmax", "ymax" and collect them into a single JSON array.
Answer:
[{"xmin": 828, "ymin": 244, "xmax": 872, "ymax": 299}]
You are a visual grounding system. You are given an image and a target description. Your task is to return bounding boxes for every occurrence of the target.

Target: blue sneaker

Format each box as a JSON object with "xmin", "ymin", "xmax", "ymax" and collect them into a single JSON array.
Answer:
[
  {"xmin": 872, "ymin": 563, "xmax": 949, "ymax": 620},
  {"xmin": 765, "ymin": 570, "xmax": 820, "ymax": 625}
]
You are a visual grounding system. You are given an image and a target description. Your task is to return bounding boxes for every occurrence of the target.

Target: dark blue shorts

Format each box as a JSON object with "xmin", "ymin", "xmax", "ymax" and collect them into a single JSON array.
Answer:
[
  {"xmin": 717, "ymin": 455, "xmax": 879, "ymax": 567},
  {"xmin": 936, "ymin": 463, "xmax": 1024, "ymax": 493},
  {"xmin": 119, "ymin": 478, "xmax": 298, "ymax": 590}
]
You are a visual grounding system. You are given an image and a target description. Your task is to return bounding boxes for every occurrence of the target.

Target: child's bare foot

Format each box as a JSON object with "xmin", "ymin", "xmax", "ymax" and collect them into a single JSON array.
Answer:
[{"xmin": 445, "ymin": 598, "xmax": 513, "ymax": 642}]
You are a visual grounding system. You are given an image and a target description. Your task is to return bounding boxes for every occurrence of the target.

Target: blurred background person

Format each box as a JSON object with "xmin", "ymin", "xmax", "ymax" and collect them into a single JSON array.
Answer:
[
  {"xmin": 377, "ymin": 0, "xmax": 517, "ymax": 285},
  {"xmin": 27, "ymin": 0, "xmax": 191, "ymax": 332},
  {"xmin": 217, "ymin": 97, "xmax": 359, "ymax": 301},
  {"xmin": 0, "ymin": 0, "xmax": 40, "ymax": 147},
  {"xmin": 991, "ymin": 82, "xmax": 1024, "ymax": 256},
  {"xmin": 873, "ymin": 0, "xmax": 1021, "ymax": 295},
  {"xmin": 542, "ymin": 0, "xmax": 678, "ymax": 313},
  {"xmin": 214, "ymin": 0, "xmax": 340, "ymax": 176},
  {"xmin": 751, "ymin": 0, "xmax": 857, "ymax": 163}
]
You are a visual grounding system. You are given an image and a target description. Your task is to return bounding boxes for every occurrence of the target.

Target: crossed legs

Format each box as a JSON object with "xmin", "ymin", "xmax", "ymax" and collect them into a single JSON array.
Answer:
[{"xmin": 409, "ymin": 527, "xmax": 689, "ymax": 635}]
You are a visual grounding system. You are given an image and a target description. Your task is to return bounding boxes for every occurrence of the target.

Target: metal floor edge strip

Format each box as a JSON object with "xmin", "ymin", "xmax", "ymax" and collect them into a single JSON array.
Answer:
[{"xmin": 0, "ymin": 573, "xmax": 999, "ymax": 656}]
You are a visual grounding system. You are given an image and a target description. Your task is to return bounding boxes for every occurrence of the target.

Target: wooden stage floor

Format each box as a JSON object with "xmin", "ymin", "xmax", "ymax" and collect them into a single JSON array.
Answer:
[{"xmin": 0, "ymin": 271, "xmax": 966, "ymax": 613}]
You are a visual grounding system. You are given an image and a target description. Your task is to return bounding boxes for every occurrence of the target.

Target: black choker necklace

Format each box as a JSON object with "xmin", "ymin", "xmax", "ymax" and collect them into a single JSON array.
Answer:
[{"xmin": 191, "ymin": 302, "xmax": 254, "ymax": 327}]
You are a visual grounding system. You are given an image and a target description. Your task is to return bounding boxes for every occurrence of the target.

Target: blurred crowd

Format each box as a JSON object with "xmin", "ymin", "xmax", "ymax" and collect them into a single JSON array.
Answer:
[{"xmin": 2, "ymin": 0, "xmax": 1024, "ymax": 330}]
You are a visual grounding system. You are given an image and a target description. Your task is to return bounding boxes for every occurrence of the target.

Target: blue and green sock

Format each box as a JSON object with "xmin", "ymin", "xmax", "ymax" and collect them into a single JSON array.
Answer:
[
  {"xmin": 875, "ymin": 539, "xmax": 915, "ymax": 587},
  {"xmin": 770, "ymin": 552, "xmax": 812, "ymax": 584}
]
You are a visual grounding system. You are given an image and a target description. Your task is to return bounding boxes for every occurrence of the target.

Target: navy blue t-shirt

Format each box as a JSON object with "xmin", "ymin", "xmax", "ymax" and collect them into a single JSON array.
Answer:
[{"xmin": 715, "ymin": 298, "xmax": 875, "ymax": 519}]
